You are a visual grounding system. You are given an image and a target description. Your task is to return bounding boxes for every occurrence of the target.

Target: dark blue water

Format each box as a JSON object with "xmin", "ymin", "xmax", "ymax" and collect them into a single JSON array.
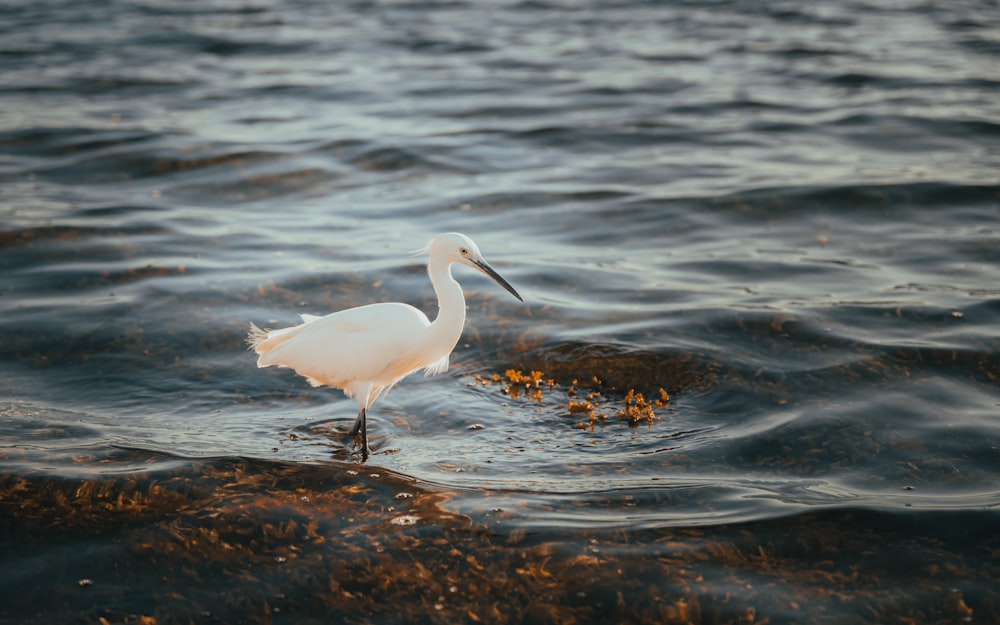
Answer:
[{"xmin": 2, "ymin": 0, "xmax": 999, "ymax": 623}]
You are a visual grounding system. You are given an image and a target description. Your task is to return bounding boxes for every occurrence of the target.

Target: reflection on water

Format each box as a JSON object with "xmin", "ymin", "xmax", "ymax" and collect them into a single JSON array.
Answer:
[{"xmin": 2, "ymin": 0, "xmax": 1000, "ymax": 622}]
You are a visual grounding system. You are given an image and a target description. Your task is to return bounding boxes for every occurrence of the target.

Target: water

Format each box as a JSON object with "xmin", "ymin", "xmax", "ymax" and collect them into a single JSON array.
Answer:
[{"xmin": 2, "ymin": 0, "xmax": 999, "ymax": 622}]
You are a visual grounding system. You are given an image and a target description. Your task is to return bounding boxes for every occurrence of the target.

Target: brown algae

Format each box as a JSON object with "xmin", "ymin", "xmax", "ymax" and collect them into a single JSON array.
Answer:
[{"xmin": 471, "ymin": 368, "xmax": 671, "ymax": 431}]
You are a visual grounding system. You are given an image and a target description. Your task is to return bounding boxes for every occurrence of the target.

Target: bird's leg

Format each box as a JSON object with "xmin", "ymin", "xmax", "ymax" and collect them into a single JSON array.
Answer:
[
  {"xmin": 347, "ymin": 408, "xmax": 370, "ymax": 461},
  {"xmin": 349, "ymin": 408, "xmax": 364, "ymax": 437},
  {"xmin": 359, "ymin": 413, "xmax": 370, "ymax": 461}
]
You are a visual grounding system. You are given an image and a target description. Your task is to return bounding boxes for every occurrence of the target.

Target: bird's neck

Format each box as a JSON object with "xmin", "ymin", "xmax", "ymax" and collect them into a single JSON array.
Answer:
[{"xmin": 427, "ymin": 256, "xmax": 467, "ymax": 350}]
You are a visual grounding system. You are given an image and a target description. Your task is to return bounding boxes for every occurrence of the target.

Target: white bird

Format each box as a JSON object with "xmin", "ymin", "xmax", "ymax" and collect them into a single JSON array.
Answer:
[{"xmin": 248, "ymin": 232, "xmax": 523, "ymax": 461}]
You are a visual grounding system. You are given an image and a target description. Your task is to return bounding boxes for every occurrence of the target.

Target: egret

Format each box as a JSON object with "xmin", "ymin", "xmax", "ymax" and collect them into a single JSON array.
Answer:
[{"xmin": 248, "ymin": 232, "xmax": 523, "ymax": 461}]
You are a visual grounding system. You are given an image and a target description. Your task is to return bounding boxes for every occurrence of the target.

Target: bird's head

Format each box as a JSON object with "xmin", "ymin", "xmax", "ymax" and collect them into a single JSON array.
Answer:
[{"xmin": 427, "ymin": 232, "xmax": 523, "ymax": 302}]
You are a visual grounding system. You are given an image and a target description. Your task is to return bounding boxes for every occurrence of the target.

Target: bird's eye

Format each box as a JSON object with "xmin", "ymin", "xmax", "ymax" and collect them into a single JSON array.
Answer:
[{"xmin": 459, "ymin": 247, "xmax": 468, "ymax": 256}]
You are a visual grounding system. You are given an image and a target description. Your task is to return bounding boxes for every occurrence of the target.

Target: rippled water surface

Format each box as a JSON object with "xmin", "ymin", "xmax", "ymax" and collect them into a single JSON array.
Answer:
[{"xmin": 2, "ymin": 0, "xmax": 1000, "ymax": 623}]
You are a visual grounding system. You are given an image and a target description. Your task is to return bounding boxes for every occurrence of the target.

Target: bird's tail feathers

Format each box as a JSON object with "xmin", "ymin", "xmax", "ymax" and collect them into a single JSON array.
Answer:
[
  {"xmin": 247, "ymin": 322, "xmax": 299, "ymax": 367},
  {"xmin": 247, "ymin": 322, "xmax": 270, "ymax": 351}
]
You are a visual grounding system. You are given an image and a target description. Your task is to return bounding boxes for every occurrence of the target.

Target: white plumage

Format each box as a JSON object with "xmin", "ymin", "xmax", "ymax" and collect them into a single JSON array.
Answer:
[{"xmin": 248, "ymin": 232, "xmax": 523, "ymax": 460}]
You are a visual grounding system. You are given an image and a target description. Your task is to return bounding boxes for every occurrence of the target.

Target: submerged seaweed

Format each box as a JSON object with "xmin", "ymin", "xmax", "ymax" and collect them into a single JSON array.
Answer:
[{"xmin": 2, "ymin": 450, "xmax": 998, "ymax": 625}]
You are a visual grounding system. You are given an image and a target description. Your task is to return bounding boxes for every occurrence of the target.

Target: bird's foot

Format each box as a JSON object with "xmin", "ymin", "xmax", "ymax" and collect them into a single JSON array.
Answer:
[
  {"xmin": 343, "ymin": 430, "xmax": 370, "ymax": 462},
  {"xmin": 347, "ymin": 432, "xmax": 370, "ymax": 462}
]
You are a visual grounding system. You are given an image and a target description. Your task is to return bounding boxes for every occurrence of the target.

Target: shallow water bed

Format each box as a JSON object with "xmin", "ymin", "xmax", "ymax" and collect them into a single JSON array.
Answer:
[{"xmin": 3, "ymin": 449, "xmax": 998, "ymax": 625}]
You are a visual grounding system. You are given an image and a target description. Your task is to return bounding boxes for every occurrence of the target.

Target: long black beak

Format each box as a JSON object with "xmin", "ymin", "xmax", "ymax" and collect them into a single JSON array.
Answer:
[{"xmin": 473, "ymin": 259, "xmax": 524, "ymax": 302}]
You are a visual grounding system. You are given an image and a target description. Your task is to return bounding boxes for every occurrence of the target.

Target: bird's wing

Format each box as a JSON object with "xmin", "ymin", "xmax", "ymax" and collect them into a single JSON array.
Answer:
[
  {"xmin": 303, "ymin": 303, "xmax": 428, "ymax": 335},
  {"xmin": 254, "ymin": 303, "xmax": 434, "ymax": 389}
]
